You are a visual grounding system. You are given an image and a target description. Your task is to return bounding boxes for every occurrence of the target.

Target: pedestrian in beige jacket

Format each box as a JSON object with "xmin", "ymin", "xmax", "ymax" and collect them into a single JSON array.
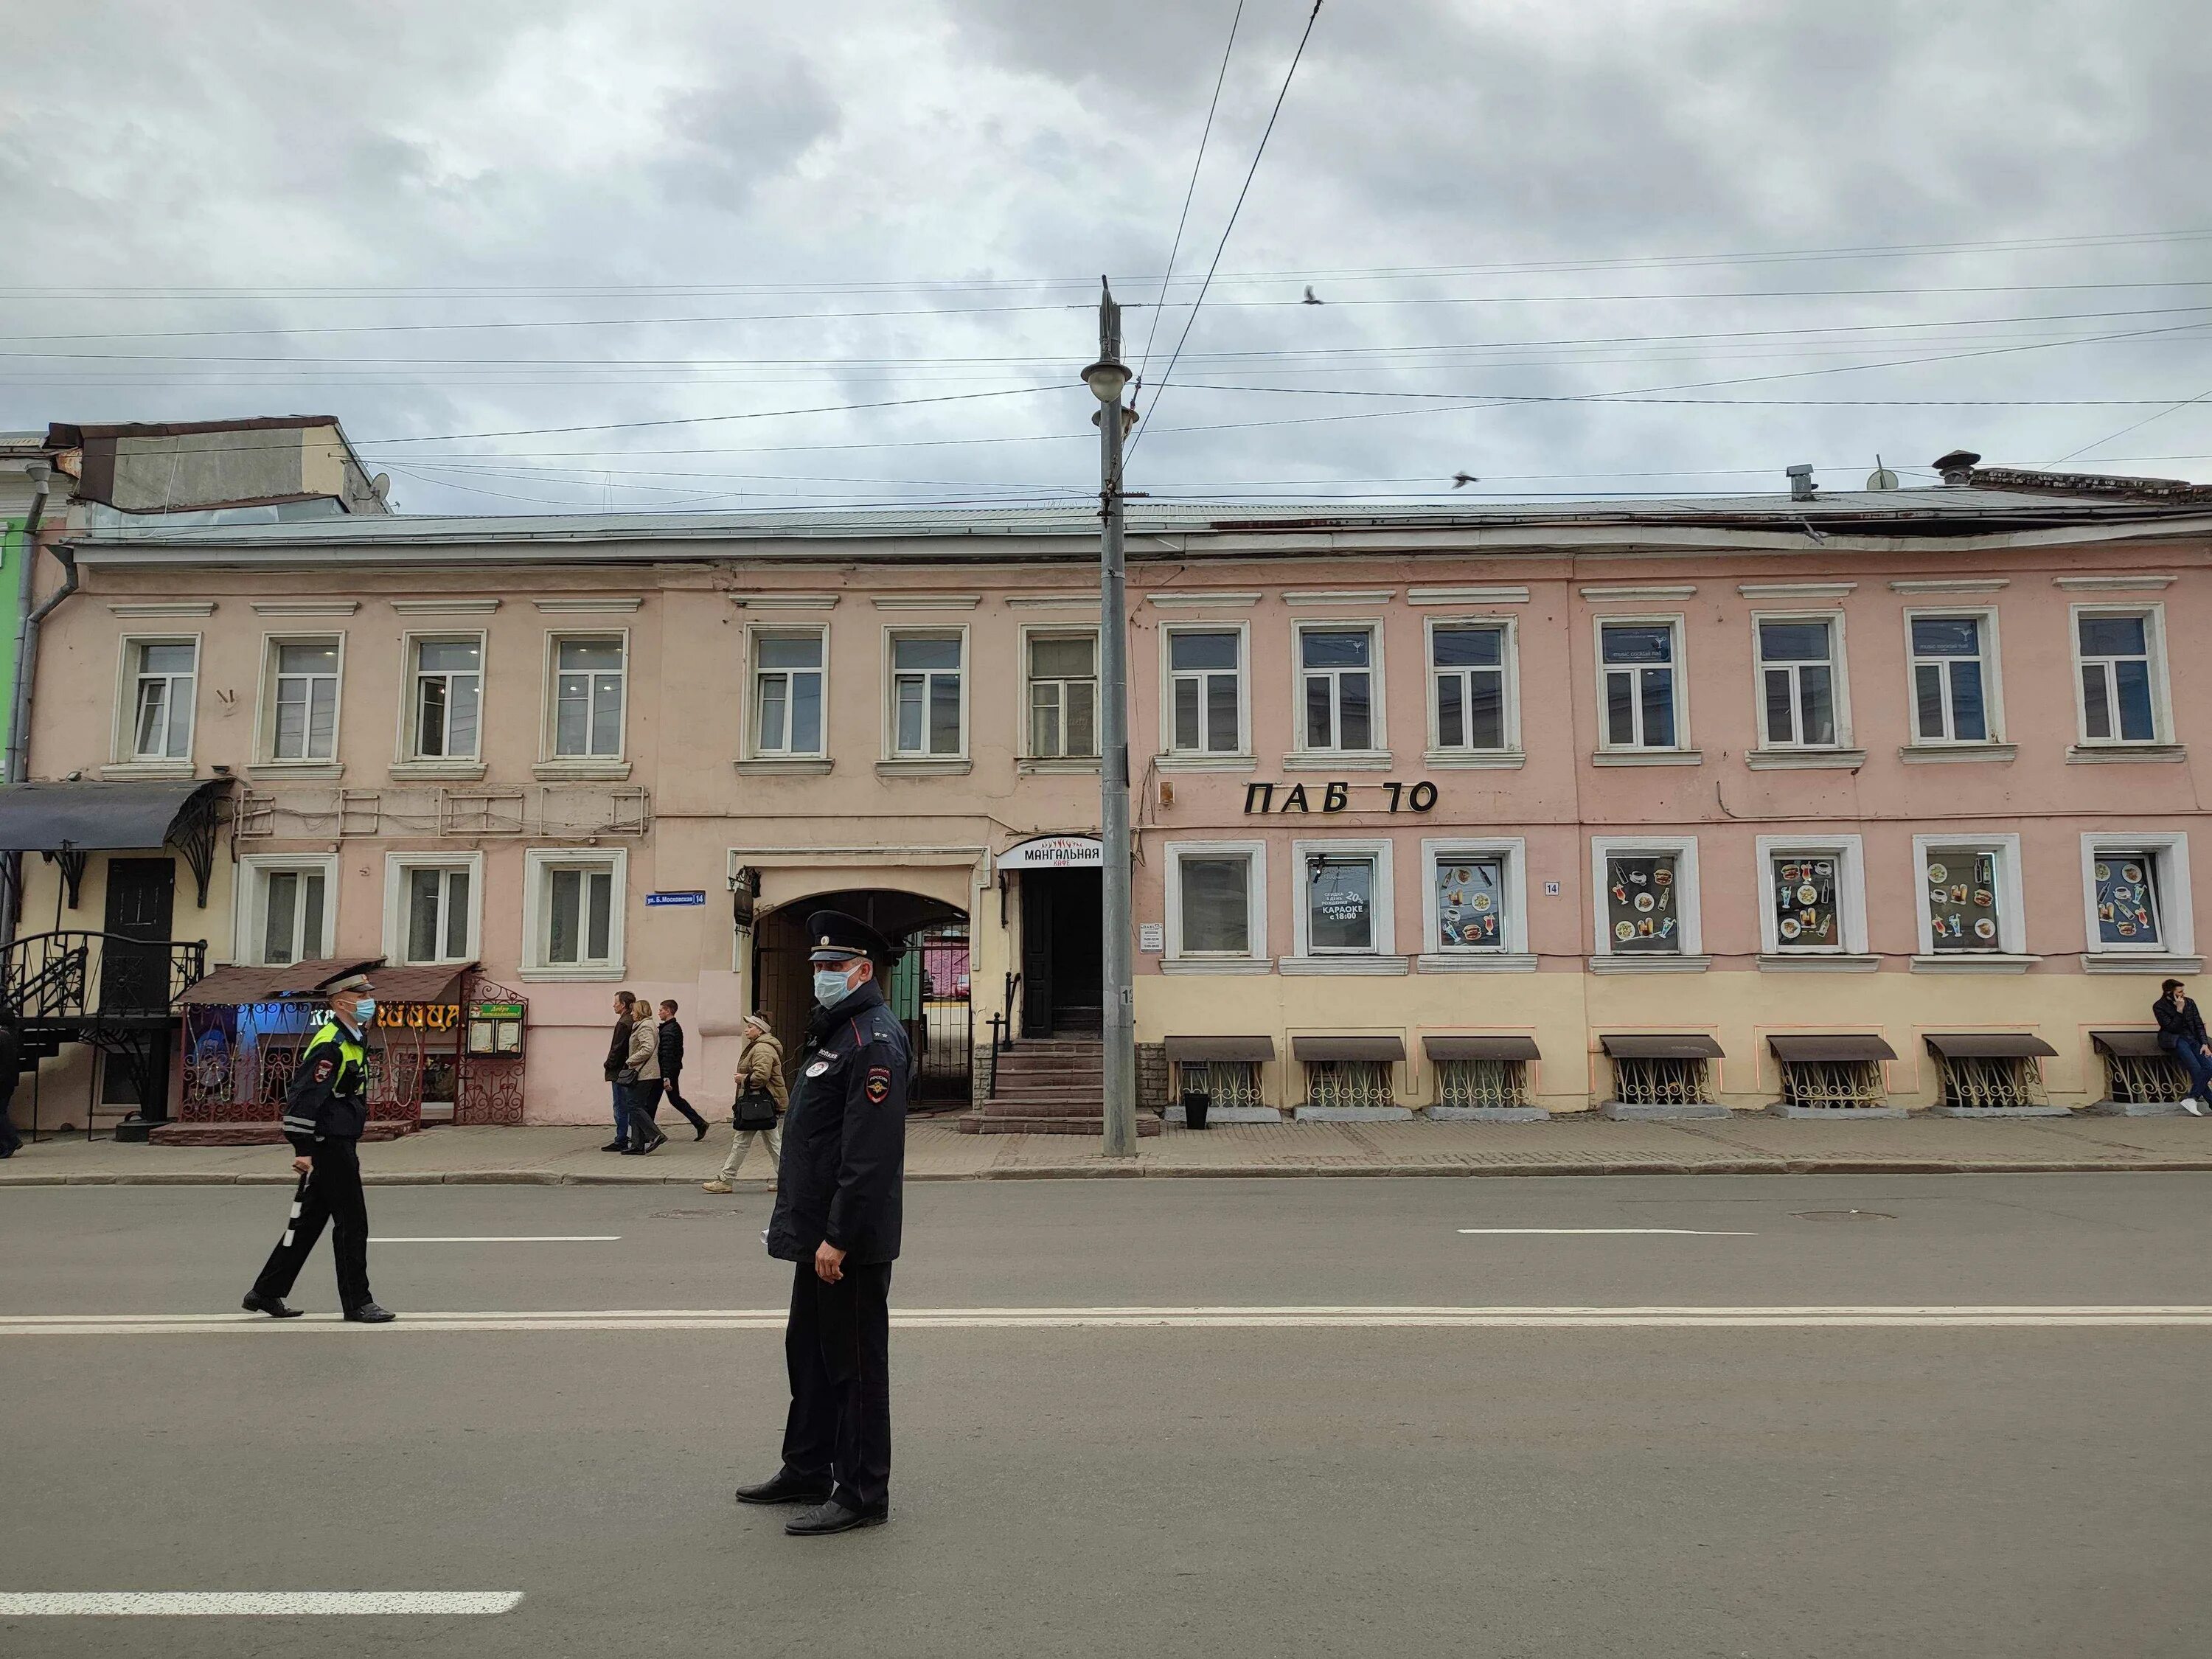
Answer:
[
  {"xmin": 704, "ymin": 1013, "xmax": 786, "ymax": 1192},
  {"xmin": 620, "ymin": 1004, "xmax": 665, "ymax": 1154}
]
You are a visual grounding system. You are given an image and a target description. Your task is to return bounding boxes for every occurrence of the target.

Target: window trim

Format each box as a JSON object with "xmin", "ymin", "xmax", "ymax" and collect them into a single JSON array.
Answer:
[
  {"xmin": 1288, "ymin": 619, "xmax": 1388, "ymax": 760},
  {"xmin": 2069, "ymin": 601, "xmax": 2171, "ymax": 748},
  {"xmin": 112, "ymin": 632, "xmax": 201, "ymax": 768},
  {"xmin": 742, "ymin": 621, "xmax": 831, "ymax": 761},
  {"xmin": 1902, "ymin": 605, "xmax": 2004, "ymax": 746},
  {"xmin": 1589, "ymin": 834, "xmax": 1703, "ymax": 959},
  {"xmin": 233, "ymin": 852, "xmax": 340, "ymax": 968},
  {"xmin": 521, "ymin": 846, "xmax": 630, "ymax": 981},
  {"xmin": 254, "ymin": 631, "xmax": 347, "ymax": 767},
  {"xmin": 1019, "ymin": 622, "xmax": 1102, "ymax": 762},
  {"xmin": 1910, "ymin": 832, "xmax": 2027, "ymax": 959},
  {"xmin": 881, "ymin": 624, "xmax": 970, "ymax": 762},
  {"xmin": 1419, "ymin": 836, "xmax": 1529, "ymax": 959},
  {"xmin": 1158, "ymin": 619, "xmax": 1252, "ymax": 760},
  {"xmin": 1748, "ymin": 609, "xmax": 1851, "ymax": 751},
  {"xmin": 2079, "ymin": 831, "xmax": 2194, "ymax": 960},
  {"xmin": 540, "ymin": 628, "xmax": 630, "ymax": 765},
  {"xmin": 1423, "ymin": 615, "xmax": 1520, "ymax": 757},
  {"xmin": 1289, "ymin": 837, "xmax": 1397, "ymax": 960},
  {"xmin": 1163, "ymin": 838, "xmax": 1268, "ymax": 964},
  {"xmin": 1592, "ymin": 613, "xmax": 1691, "ymax": 753},
  {"xmin": 1751, "ymin": 833, "xmax": 1869, "ymax": 956},
  {"xmin": 380, "ymin": 850, "xmax": 484, "ymax": 967},
  {"xmin": 397, "ymin": 629, "xmax": 488, "ymax": 765}
]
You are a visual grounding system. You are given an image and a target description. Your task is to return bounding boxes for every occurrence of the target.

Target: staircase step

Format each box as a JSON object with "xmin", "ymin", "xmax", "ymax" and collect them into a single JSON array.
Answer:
[{"xmin": 956, "ymin": 1113, "xmax": 1163, "ymax": 1136}]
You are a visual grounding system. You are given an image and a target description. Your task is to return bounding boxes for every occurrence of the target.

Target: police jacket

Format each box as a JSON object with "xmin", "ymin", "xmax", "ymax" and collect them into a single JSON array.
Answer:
[
  {"xmin": 282, "ymin": 1018, "xmax": 369, "ymax": 1148},
  {"xmin": 766, "ymin": 979, "xmax": 908, "ymax": 1265},
  {"xmin": 2154, "ymin": 995, "xmax": 2208, "ymax": 1050}
]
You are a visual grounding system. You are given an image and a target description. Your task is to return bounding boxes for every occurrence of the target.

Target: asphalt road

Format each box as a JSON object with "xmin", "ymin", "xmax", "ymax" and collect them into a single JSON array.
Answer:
[{"xmin": 4, "ymin": 1174, "xmax": 2211, "ymax": 1658}]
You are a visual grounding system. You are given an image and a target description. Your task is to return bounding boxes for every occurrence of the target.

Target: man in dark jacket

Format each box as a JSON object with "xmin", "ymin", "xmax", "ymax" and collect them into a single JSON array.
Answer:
[
  {"xmin": 602, "ymin": 990, "xmax": 636, "ymax": 1152},
  {"xmin": 655, "ymin": 998, "xmax": 709, "ymax": 1139},
  {"xmin": 2154, "ymin": 978, "xmax": 2212, "ymax": 1114},
  {"xmin": 243, "ymin": 972, "xmax": 395, "ymax": 1323},
  {"xmin": 737, "ymin": 909, "xmax": 909, "ymax": 1536}
]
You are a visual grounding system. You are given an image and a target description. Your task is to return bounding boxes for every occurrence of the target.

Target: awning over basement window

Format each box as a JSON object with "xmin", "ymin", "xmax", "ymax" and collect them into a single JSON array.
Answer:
[
  {"xmin": 1768, "ymin": 1034, "xmax": 1898, "ymax": 1063},
  {"xmin": 1600, "ymin": 1033, "xmax": 1725, "ymax": 1060},
  {"xmin": 1923, "ymin": 1032, "xmax": 2059, "ymax": 1060},
  {"xmin": 178, "ymin": 958, "xmax": 384, "ymax": 1006},
  {"xmin": 2090, "ymin": 1029, "xmax": 2167, "ymax": 1059},
  {"xmin": 1291, "ymin": 1035, "xmax": 1407, "ymax": 1063},
  {"xmin": 1423, "ymin": 1034, "xmax": 1542, "ymax": 1062},
  {"xmin": 0, "ymin": 778, "xmax": 222, "ymax": 852},
  {"xmin": 1164, "ymin": 1035, "xmax": 1275, "ymax": 1062}
]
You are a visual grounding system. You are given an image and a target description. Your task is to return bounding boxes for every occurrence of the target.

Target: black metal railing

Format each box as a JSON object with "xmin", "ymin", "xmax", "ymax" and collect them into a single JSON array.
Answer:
[{"xmin": 2, "ymin": 931, "xmax": 208, "ymax": 1023}]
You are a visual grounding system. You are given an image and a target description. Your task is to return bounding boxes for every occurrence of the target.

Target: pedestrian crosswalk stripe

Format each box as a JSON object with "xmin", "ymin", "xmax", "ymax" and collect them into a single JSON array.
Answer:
[{"xmin": 0, "ymin": 1592, "xmax": 523, "ymax": 1616}]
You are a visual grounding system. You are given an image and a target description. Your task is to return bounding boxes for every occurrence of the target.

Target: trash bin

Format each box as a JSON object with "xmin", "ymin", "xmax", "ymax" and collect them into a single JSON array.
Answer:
[{"xmin": 1180, "ymin": 1087, "xmax": 1211, "ymax": 1130}]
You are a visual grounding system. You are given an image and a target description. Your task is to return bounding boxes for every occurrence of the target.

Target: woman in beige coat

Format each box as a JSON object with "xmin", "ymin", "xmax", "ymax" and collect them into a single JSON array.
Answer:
[{"xmin": 703, "ymin": 1013, "xmax": 787, "ymax": 1192}]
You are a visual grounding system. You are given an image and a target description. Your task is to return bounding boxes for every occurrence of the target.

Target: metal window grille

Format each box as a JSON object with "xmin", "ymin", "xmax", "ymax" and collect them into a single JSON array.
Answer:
[
  {"xmin": 1937, "ymin": 1054, "xmax": 2046, "ymax": 1110},
  {"xmin": 1436, "ymin": 1057, "xmax": 1528, "ymax": 1110},
  {"xmin": 1177, "ymin": 1060, "xmax": 1262, "ymax": 1110},
  {"xmin": 2105, "ymin": 1052, "xmax": 2189, "ymax": 1105},
  {"xmin": 1307, "ymin": 1059, "xmax": 1392, "ymax": 1110},
  {"xmin": 1779, "ymin": 1059, "xmax": 1885, "ymax": 1110},
  {"xmin": 1612, "ymin": 1056, "xmax": 1711, "ymax": 1106}
]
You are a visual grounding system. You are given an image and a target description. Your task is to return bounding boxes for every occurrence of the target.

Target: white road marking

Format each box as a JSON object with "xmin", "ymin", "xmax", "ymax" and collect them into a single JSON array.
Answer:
[
  {"xmin": 0, "ymin": 1591, "xmax": 523, "ymax": 1616},
  {"xmin": 4, "ymin": 1306, "xmax": 2211, "ymax": 1335},
  {"xmin": 1457, "ymin": 1228, "xmax": 1756, "ymax": 1236},
  {"xmin": 366, "ymin": 1236, "xmax": 622, "ymax": 1243}
]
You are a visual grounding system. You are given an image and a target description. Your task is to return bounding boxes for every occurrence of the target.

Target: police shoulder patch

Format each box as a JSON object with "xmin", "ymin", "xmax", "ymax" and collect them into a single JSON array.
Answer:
[
  {"xmin": 313, "ymin": 1057, "xmax": 335, "ymax": 1083},
  {"xmin": 804, "ymin": 1059, "xmax": 831, "ymax": 1078},
  {"xmin": 864, "ymin": 1065, "xmax": 891, "ymax": 1104}
]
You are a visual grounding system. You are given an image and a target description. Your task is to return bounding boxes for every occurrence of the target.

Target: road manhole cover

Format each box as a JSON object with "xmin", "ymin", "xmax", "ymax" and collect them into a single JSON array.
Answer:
[{"xmin": 1790, "ymin": 1209, "xmax": 1895, "ymax": 1221}]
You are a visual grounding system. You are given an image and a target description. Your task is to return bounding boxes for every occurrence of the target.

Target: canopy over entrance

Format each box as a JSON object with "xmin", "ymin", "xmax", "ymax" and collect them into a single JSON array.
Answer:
[{"xmin": 0, "ymin": 778, "xmax": 229, "ymax": 907}]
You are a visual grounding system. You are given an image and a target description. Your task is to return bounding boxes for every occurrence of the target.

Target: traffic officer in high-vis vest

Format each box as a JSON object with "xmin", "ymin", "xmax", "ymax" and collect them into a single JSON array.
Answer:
[
  {"xmin": 243, "ymin": 971, "xmax": 396, "ymax": 1323},
  {"xmin": 737, "ymin": 909, "xmax": 909, "ymax": 1534}
]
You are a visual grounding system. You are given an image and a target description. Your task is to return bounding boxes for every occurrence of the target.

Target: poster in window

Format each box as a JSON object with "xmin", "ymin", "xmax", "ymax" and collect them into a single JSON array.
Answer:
[
  {"xmin": 1771, "ymin": 855, "xmax": 1838, "ymax": 948},
  {"xmin": 1604, "ymin": 853, "xmax": 1679, "ymax": 953},
  {"xmin": 1927, "ymin": 851, "xmax": 1999, "ymax": 950},
  {"xmin": 1436, "ymin": 858, "xmax": 1504, "ymax": 949},
  {"xmin": 2093, "ymin": 855, "xmax": 2160, "ymax": 946}
]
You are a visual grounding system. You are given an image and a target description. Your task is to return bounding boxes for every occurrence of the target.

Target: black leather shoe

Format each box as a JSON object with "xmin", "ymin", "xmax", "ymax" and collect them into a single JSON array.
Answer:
[
  {"xmin": 734, "ymin": 1471, "xmax": 833, "ymax": 1506},
  {"xmin": 599, "ymin": 1140, "xmax": 627, "ymax": 1152},
  {"xmin": 241, "ymin": 1292, "xmax": 302, "ymax": 1319},
  {"xmin": 344, "ymin": 1303, "xmax": 397, "ymax": 1324},
  {"xmin": 641, "ymin": 1133, "xmax": 667, "ymax": 1155},
  {"xmin": 785, "ymin": 1498, "xmax": 886, "ymax": 1536},
  {"xmin": 694, "ymin": 1122, "xmax": 709, "ymax": 1141}
]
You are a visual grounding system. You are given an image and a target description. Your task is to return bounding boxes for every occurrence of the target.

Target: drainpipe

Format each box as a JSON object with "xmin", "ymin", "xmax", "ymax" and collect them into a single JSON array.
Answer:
[{"xmin": 2, "ymin": 461, "xmax": 65, "ymax": 951}]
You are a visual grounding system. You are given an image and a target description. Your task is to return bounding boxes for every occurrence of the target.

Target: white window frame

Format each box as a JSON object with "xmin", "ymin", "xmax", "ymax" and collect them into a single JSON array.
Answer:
[
  {"xmin": 2070, "ymin": 602, "xmax": 2171, "ymax": 748},
  {"xmin": 543, "ymin": 630, "xmax": 629, "ymax": 762},
  {"xmin": 114, "ymin": 633, "xmax": 200, "ymax": 766},
  {"xmin": 1163, "ymin": 839, "xmax": 1268, "ymax": 965},
  {"xmin": 521, "ymin": 846, "xmax": 629, "ymax": 980},
  {"xmin": 1419, "ymin": 836, "xmax": 1530, "ymax": 962},
  {"xmin": 1290, "ymin": 619, "xmax": 1388, "ymax": 759},
  {"xmin": 1911, "ymin": 832, "xmax": 2027, "ymax": 960},
  {"xmin": 255, "ymin": 633, "xmax": 346, "ymax": 765},
  {"xmin": 380, "ymin": 850, "xmax": 484, "ymax": 967},
  {"xmin": 1752, "ymin": 834, "xmax": 1869, "ymax": 956},
  {"xmin": 1750, "ymin": 611, "xmax": 1851, "ymax": 751},
  {"xmin": 2079, "ymin": 832, "xmax": 2194, "ymax": 961},
  {"xmin": 234, "ymin": 852, "xmax": 340, "ymax": 968},
  {"xmin": 400, "ymin": 630, "xmax": 487, "ymax": 763},
  {"xmin": 744, "ymin": 622, "xmax": 830, "ymax": 760},
  {"xmin": 1020, "ymin": 624, "xmax": 1102, "ymax": 761},
  {"xmin": 1589, "ymin": 834, "xmax": 1703, "ymax": 959},
  {"xmin": 1903, "ymin": 607, "xmax": 2004, "ymax": 746},
  {"xmin": 1593, "ymin": 615, "xmax": 1690, "ymax": 753},
  {"xmin": 1290, "ymin": 838, "xmax": 1397, "ymax": 959},
  {"xmin": 1159, "ymin": 620, "xmax": 1251, "ymax": 760},
  {"xmin": 883, "ymin": 625, "xmax": 970, "ymax": 760},
  {"xmin": 1424, "ymin": 616, "xmax": 1520, "ymax": 757}
]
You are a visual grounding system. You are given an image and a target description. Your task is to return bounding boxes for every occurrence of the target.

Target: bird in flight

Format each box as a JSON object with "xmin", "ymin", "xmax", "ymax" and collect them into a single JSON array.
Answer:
[
  {"xmin": 1302, "ymin": 285, "xmax": 1322, "ymax": 305},
  {"xmin": 1452, "ymin": 471, "xmax": 1478, "ymax": 489}
]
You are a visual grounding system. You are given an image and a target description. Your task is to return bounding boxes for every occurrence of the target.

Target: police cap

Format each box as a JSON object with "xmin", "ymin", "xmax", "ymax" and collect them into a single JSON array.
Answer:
[{"xmin": 807, "ymin": 909, "xmax": 893, "ymax": 964}]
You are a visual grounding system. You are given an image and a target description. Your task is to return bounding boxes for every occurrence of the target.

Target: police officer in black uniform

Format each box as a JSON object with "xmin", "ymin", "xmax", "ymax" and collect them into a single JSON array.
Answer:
[
  {"xmin": 735, "ymin": 910, "xmax": 909, "ymax": 1535},
  {"xmin": 242, "ymin": 971, "xmax": 396, "ymax": 1324}
]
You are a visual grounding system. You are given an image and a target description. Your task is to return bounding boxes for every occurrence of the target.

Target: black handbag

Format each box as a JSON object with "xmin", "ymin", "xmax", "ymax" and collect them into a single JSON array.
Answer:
[{"xmin": 734, "ymin": 1088, "xmax": 778, "ymax": 1130}]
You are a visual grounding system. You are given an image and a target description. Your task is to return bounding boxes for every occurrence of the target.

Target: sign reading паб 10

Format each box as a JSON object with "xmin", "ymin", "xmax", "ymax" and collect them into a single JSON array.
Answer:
[{"xmin": 1242, "ymin": 780, "xmax": 1438, "ymax": 814}]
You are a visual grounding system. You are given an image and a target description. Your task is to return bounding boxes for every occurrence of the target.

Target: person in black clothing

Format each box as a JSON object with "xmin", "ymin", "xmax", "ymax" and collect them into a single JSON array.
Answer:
[
  {"xmin": 243, "ymin": 973, "xmax": 395, "ymax": 1323},
  {"xmin": 602, "ymin": 990, "xmax": 636, "ymax": 1152},
  {"xmin": 2154, "ymin": 978, "xmax": 2212, "ymax": 1115},
  {"xmin": 656, "ymin": 998, "xmax": 709, "ymax": 1139},
  {"xmin": 0, "ymin": 1016, "xmax": 21, "ymax": 1159},
  {"xmin": 734, "ymin": 909, "xmax": 909, "ymax": 1537}
]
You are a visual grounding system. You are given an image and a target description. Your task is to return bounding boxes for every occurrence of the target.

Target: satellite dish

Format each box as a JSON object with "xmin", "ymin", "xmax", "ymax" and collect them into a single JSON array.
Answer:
[
  {"xmin": 1865, "ymin": 454, "xmax": 1899, "ymax": 491},
  {"xmin": 370, "ymin": 473, "xmax": 392, "ymax": 500}
]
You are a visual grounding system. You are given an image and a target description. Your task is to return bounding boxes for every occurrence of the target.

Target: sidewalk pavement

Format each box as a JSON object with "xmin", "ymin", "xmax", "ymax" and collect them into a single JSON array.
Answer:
[{"xmin": 5, "ymin": 1111, "xmax": 2212, "ymax": 1185}]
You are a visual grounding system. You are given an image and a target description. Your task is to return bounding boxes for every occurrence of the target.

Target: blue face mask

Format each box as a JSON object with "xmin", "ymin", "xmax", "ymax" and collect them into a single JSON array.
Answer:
[
  {"xmin": 813, "ymin": 967, "xmax": 855, "ymax": 1007},
  {"xmin": 352, "ymin": 998, "xmax": 376, "ymax": 1024}
]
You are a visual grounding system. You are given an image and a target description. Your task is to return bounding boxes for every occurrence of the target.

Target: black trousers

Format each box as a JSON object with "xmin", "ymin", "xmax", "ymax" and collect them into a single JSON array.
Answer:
[
  {"xmin": 781, "ymin": 1258, "xmax": 893, "ymax": 1512},
  {"xmin": 625, "ymin": 1081, "xmax": 663, "ymax": 1149},
  {"xmin": 661, "ymin": 1072, "xmax": 707, "ymax": 1133},
  {"xmin": 251, "ymin": 1138, "xmax": 372, "ymax": 1313}
]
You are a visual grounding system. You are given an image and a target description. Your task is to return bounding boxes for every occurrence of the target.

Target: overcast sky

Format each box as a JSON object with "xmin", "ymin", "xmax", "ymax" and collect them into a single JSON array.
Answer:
[{"xmin": 3, "ymin": 0, "xmax": 2208, "ymax": 514}]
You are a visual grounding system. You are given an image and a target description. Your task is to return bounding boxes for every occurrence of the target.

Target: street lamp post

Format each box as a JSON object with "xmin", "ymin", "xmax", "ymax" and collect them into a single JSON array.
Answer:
[{"xmin": 1082, "ymin": 279, "xmax": 1137, "ymax": 1159}]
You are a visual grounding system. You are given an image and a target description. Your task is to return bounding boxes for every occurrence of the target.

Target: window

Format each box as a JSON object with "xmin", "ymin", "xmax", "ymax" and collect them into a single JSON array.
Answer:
[
  {"xmin": 2093, "ymin": 851, "xmax": 2163, "ymax": 949},
  {"xmin": 1908, "ymin": 613, "xmax": 1996, "ymax": 743},
  {"xmin": 1590, "ymin": 837, "xmax": 1703, "ymax": 961},
  {"xmin": 405, "ymin": 866, "xmax": 472, "ymax": 963},
  {"xmin": 1612, "ymin": 1055, "xmax": 1713, "ymax": 1107},
  {"xmin": 2075, "ymin": 610, "xmax": 2163, "ymax": 744},
  {"xmin": 1164, "ymin": 842, "xmax": 1267, "ymax": 962},
  {"xmin": 1935, "ymin": 1054, "xmax": 2045, "ymax": 1110},
  {"xmin": 1778, "ymin": 1058, "xmax": 1885, "ymax": 1110},
  {"xmin": 1754, "ymin": 837, "xmax": 1868, "ymax": 958},
  {"xmin": 552, "ymin": 636, "xmax": 625, "ymax": 759},
  {"xmin": 1305, "ymin": 1060, "xmax": 1392, "ymax": 1110},
  {"xmin": 127, "ymin": 639, "xmax": 196, "ymax": 761},
  {"xmin": 1026, "ymin": 633, "xmax": 1098, "ymax": 759},
  {"xmin": 237, "ymin": 855, "xmax": 338, "ymax": 968},
  {"xmin": 1175, "ymin": 1060, "xmax": 1262, "ymax": 1112},
  {"xmin": 1430, "ymin": 623, "xmax": 1509, "ymax": 752},
  {"xmin": 1435, "ymin": 1057, "xmax": 1529, "ymax": 1110},
  {"xmin": 1298, "ymin": 625, "xmax": 1379, "ymax": 752},
  {"xmin": 1913, "ymin": 835, "xmax": 2026, "ymax": 960},
  {"xmin": 1599, "ymin": 621, "xmax": 1681, "ymax": 749},
  {"xmin": 1755, "ymin": 617, "xmax": 1840, "ymax": 748},
  {"xmin": 2080, "ymin": 835, "xmax": 2193, "ymax": 960},
  {"xmin": 1166, "ymin": 628, "xmax": 1244, "ymax": 755},
  {"xmin": 524, "ymin": 849, "xmax": 628, "ymax": 975},
  {"xmin": 1433, "ymin": 854, "xmax": 1506, "ymax": 950},
  {"xmin": 410, "ymin": 637, "xmax": 481, "ymax": 759},
  {"xmin": 267, "ymin": 637, "xmax": 341, "ymax": 762},
  {"xmin": 1293, "ymin": 840, "xmax": 1395, "ymax": 960},
  {"xmin": 890, "ymin": 633, "xmax": 963, "ymax": 757},
  {"xmin": 751, "ymin": 630, "xmax": 825, "ymax": 757}
]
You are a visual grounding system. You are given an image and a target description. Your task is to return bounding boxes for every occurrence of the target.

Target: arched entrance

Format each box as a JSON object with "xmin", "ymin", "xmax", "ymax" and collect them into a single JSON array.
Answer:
[{"xmin": 751, "ymin": 888, "xmax": 973, "ymax": 1105}]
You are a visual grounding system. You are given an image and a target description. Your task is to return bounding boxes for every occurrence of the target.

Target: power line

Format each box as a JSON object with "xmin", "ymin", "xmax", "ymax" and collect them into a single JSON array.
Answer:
[
  {"xmin": 1135, "ymin": 0, "xmax": 1245, "ymax": 392},
  {"xmin": 2049, "ymin": 383, "xmax": 2212, "ymax": 465}
]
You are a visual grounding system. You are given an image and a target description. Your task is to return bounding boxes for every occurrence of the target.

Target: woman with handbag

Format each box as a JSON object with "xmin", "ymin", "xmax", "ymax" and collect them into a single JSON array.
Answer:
[{"xmin": 703, "ymin": 1012, "xmax": 787, "ymax": 1193}]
